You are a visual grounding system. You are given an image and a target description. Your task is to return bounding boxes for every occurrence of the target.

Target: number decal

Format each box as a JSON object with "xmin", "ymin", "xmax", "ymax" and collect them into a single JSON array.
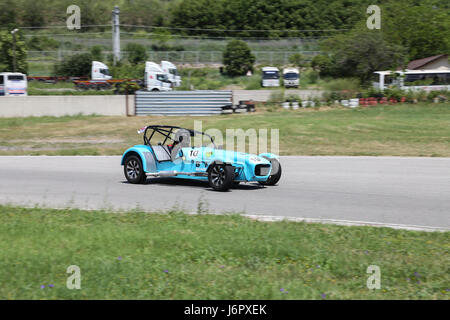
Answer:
[{"xmin": 189, "ymin": 150, "xmax": 199, "ymax": 157}]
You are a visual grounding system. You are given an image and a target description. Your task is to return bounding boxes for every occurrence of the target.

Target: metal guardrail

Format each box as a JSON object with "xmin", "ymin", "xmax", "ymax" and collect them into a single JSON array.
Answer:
[{"xmin": 135, "ymin": 90, "xmax": 232, "ymax": 116}]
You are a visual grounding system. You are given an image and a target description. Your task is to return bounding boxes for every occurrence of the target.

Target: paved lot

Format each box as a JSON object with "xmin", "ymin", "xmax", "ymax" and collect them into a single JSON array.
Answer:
[{"xmin": 0, "ymin": 156, "xmax": 449, "ymax": 230}]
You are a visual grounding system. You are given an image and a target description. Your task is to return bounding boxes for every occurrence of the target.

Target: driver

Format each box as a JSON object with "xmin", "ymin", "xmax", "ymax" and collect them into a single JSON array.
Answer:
[{"xmin": 170, "ymin": 129, "xmax": 191, "ymax": 161}]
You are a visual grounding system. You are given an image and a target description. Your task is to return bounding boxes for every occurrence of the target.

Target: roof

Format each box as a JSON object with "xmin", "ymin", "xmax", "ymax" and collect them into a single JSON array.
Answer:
[
  {"xmin": 374, "ymin": 68, "xmax": 450, "ymax": 75},
  {"xmin": 262, "ymin": 67, "xmax": 279, "ymax": 71},
  {"xmin": 407, "ymin": 54, "xmax": 448, "ymax": 70},
  {"xmin": 0, "ymin": 72, "xmax": 26, "ymax": 75},
  {"xmin": 283, "ymin": 68, "xmax": 299, "ymax": 73}
]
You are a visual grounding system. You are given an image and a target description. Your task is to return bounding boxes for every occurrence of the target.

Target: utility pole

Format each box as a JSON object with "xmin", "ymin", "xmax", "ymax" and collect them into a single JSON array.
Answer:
[
  {"xmin": 112, "ymin": 6, "xmax": 120, "ymax": 65},
  {"xmin": 11, "ymin": 28, "xmax": 19, "ymax": 72}
]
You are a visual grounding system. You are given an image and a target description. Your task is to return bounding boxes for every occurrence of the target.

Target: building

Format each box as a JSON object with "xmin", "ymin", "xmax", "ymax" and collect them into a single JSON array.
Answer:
[{"xmin": 407, "ymin": 54, "xmax": 449, "ymax": 70}]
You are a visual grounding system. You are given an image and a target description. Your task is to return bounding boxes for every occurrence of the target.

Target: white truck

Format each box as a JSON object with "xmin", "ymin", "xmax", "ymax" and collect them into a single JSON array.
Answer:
[
  {"xmin": 0, "ymin": 72, "xmax": 28, "ymax": 96},
  {"xmin": 91, "ymin": 61, "xmax": 112, "ymax": 81},
  {"xmin": 160, "ymin": 61, "xmax": 181, "ymax": 87},
  {"xmin": 145, "ymin": 62, "xmax": 173, "ymax": 91},
  {"xmin": 261, "ymin": 67, "xmax": 280, "ymax": 87},
  {"xmin": 282, "ymin": 68, "xmax": 300, "ymax": 88}
]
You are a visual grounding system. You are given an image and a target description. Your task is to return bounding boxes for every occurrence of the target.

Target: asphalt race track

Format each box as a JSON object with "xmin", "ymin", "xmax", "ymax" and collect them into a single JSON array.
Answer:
[{"xmin": 0, "ymin": 156, "xmax": 449, "ymax": 231}]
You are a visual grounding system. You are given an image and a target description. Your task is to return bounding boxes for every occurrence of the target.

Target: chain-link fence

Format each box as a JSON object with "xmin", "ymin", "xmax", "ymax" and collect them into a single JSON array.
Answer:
[{"xmin": 25, "ymin": 32, "xmax": 323, "ymax": 75}]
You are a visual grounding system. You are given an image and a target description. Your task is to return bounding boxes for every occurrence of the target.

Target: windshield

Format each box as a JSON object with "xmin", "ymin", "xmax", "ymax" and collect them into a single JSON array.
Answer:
[
  {"xmin": 7, "ymin": 75, "xmax": 24, "ymax": 81},
  {"xmin": 283, "ymin": 72, "xmax": 298, "ymax": 80},
  {"xmin": 263, "ymin": 71, "xmax": 279, "ymax": 79},
  {"xmin": 157, "ymin": 74, "xmax": 169, "ymax": 82},
  {"xmin": 169, "ymin": 68, "xmax": 179, "ymax": 76}
]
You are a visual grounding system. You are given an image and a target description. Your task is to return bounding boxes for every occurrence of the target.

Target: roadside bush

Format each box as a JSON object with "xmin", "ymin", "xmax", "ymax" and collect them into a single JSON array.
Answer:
[
  {"xmin": 323, "ymin": 78, "xmax": 360, "ymax": 92},
  {"xmin": 223, "ymin": 40, "xmax": 255, "ymax": 76},
  {"xmin": 425, "ymin": 90, "xmax": 448, "ymax": 103},
  {"xmin": 124, "ymin": 43, "xmax": 148, "ymax": 65},
  {"xmin": 300, "ymin": 69, "xmax": 319, "ymax": 87},
  {"xmin": 244, "ymin": 76, "xmax": 262, "ymax": 90},
  {"xmin": 110, "ymin": 62, "xmax": 145, "ymax": 79},
  {"xmin": 53, "ymin": 53, "xmax": 92, "ymax": 77},
  {"xmin": 267, "ymin": 90, "xmax": 285, "ymax": 105},
  {"xmin": 114, "ymin": 81, "xmax": 142, "ymax": 95},
  {"xmin": 286, "ymin": 94, "xmax": 301, "ymax": 104},
  {"xmin": 415, "ymin": 90, "xmax": 428, "ymax": 102},
  {"xmin": 383, "ymin": 88, "xmax": 403, "ymax": 101}
]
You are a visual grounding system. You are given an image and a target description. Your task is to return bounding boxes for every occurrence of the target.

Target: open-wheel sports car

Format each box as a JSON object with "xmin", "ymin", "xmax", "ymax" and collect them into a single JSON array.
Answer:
[{"xmin": 121, "ymin": 125, "xmax": 281, "ymax": 191}]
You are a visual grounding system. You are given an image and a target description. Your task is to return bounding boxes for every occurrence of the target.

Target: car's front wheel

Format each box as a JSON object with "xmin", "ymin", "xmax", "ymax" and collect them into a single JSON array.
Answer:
[
  {"xmin": 124, "ymin": 155, "xmax": 146, "ymax": 184},
  {"xmin": 208, "ymin": 163, "xmax": 234, "ymax": 191}
]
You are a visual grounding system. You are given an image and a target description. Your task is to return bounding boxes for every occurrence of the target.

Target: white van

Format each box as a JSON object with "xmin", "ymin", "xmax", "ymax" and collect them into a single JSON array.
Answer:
[
  {"xmin": 145, "ymin": 62, "xmax": 173, "ymax": 91},
  {"xmin": 283, "ymin": 68, "xmax": 300, "ymax": 88},
  {"xmin": 161, "ymin": 61, "xmax": 181, "ymax": 87},
  {"xmin": 261, "ymin": 67, "xmax": 280, "ymax": 87},
  {"xmin": 0, "ymin": 72, "xmax": 28, "ymax": 96},
  {"xmin": 91, "ymin": 61, "xmax": 112, "ymax": 81}
]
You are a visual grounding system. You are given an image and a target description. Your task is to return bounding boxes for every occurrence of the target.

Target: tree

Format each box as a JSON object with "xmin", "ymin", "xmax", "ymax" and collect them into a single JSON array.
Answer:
[
  {"xmin": 125, "ymin": 43, "xmax": 148, "ymax": 65},
  {"xmin": 90, "ymin": 46, "xmax": 104, "ymax": 62},
  {"xmin": 0, "ymin": 31, "xmax": 28, "ymax": 73},
  {"xmin": 54, "ymin": 53, "xmax": 92, "ymax": 77},
  {"xmin": 321, "ymin": 30, "xmax": 406, "ymax": 83},
  {"xmin": 222, "ymin": 40, "xmax": 255, "ymax": 76},
  {"xmin": 311, "ymin": 55, "xmax": 334, "ymax": 76},
  {"xmin": 289, "ymin": 53, "xmax": 308, "ymax": 68},
  {"xmin": 22, "ymin": 0, "xmax": 45, "ymax": 27},
  {"xmin": 382, "ymin": 0, "xmax": 450, "ymax": 60},
  {"xmin": 0, "ymin": 0, "xmax": 17, "ymax": 26}
]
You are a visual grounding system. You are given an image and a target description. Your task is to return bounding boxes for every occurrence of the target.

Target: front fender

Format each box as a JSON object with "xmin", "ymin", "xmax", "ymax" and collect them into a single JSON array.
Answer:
[{"xmin": 258, "ymin": 152, "xmax": 279, "ymax": 160}]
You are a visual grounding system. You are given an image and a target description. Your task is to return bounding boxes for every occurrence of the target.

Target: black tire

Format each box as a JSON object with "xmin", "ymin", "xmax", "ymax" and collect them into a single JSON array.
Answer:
[
  {"xmin": 124, "ymin": 155, "xmax": 146, "ymax": 184},
  {"xmin": 259, "ymin": 158, "xmax": 282, "ymax": 186},
  {"xmin": 208, "ymin": 163, "xmax": 234, "ymax": 191}
]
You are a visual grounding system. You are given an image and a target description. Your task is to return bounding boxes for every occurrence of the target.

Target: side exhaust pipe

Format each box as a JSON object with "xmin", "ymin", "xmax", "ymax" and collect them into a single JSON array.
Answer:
[{"xmin": 146, "ymin": 171, "xmax": 207, "ymax": 177}]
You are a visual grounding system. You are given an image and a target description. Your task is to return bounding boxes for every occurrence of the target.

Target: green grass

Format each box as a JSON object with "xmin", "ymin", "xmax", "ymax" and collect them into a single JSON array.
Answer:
[
  {"xmin": 0, "ymin": 205, "xmax": 448, "ymax": 299},
  {"xmin": 0, "ymin": 103, "xmax": 449, "ymax": 156},
  {"xmin": 27, "ymin": 81, "xmax": 117, "ymax": 96}
]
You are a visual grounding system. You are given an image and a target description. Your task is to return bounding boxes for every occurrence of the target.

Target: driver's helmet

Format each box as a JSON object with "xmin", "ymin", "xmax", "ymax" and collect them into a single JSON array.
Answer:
[{"xmin": 174, "ymin": 129, "xmax": 191, "ymax": 148}]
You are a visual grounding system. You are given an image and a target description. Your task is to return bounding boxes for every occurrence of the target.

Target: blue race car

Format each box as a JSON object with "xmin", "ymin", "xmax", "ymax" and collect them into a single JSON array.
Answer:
[{"xmin": 121, "ymin": 125, "xmax": 281, "ymax": 191}]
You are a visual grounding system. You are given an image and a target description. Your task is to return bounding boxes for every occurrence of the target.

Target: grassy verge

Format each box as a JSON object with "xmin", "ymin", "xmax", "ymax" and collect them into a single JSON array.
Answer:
[
  {"xmin": 0, "ymin": 103, "xmax": 449, "ymax": 156},
  {"xmin": 0, "ymin": 205, "xmax": 448, "ymax": 299},
  {"xmin": 27, "ymin": 81, "xmax": 116, "ymax": 96}
]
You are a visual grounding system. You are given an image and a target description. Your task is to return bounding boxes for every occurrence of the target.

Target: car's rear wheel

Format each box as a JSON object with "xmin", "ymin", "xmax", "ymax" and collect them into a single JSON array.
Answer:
[
  {"xmin": 259, "ymin": 158, "xmax": 282, "ymax": 186},
  {"xmin": 124, "ymin": 155, "xmax": 146, "ymax": 184},
  {"xmin": 208, "ymin": 164, "xmax": 234, "ymax": 191}
]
